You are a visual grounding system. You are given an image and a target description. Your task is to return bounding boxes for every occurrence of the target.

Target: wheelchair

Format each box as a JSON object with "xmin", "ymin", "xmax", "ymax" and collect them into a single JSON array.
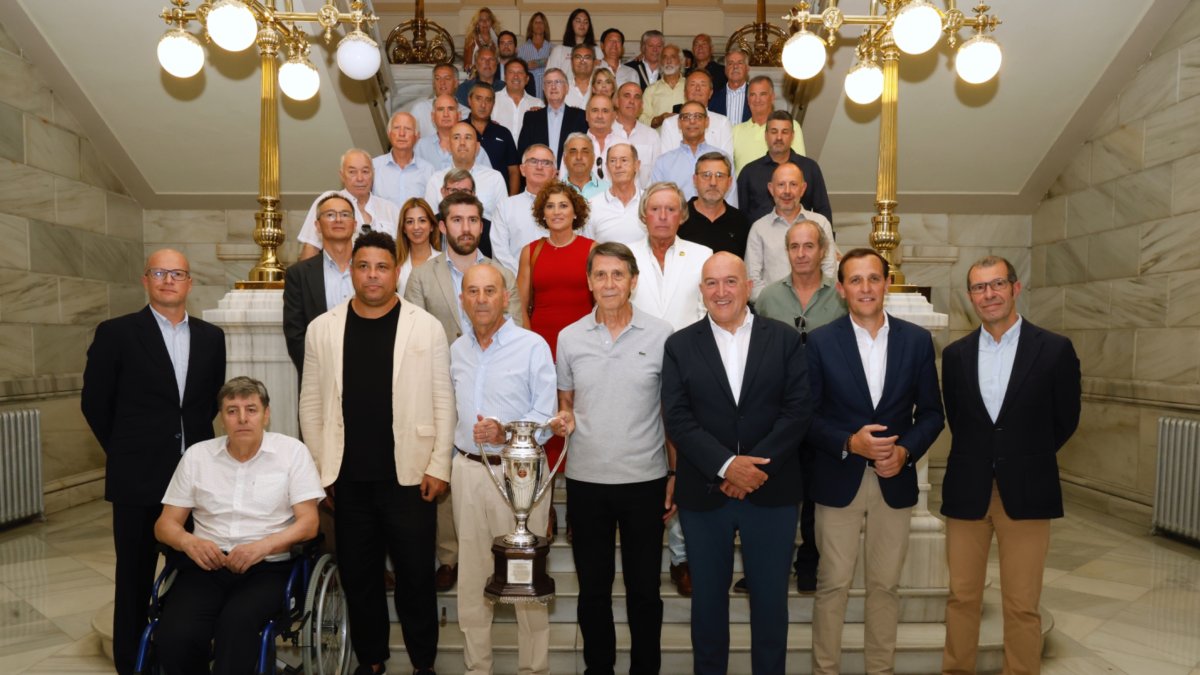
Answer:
[{"xmin": 133, "ymin": 538, "xmax": 351, "ymax": 675}]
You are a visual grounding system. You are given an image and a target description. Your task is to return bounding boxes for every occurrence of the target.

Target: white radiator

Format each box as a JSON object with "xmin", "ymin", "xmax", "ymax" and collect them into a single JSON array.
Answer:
[
  {"xmin": 1154, "ymin": 416, "xmax": 1200, "ymax": 543},
  {"xmin": 0, "ymin": 409, "xmax": 43, "ymax": 526}
]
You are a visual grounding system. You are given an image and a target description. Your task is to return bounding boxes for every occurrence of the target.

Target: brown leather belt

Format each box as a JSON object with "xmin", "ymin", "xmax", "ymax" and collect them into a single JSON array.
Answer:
[{"xmin": 456, "ymin": 446, "xmax": 502, "ymax": 466}]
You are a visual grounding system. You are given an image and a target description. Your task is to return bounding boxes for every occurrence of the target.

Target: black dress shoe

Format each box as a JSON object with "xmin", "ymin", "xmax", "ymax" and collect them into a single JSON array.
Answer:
[
  {"xmin": 732, "ymin": 577, "xmax": 749, "ymax": 593},
  {"xmin": 796, "ymin": 567, "xmax": 817, "ymax": 593}
]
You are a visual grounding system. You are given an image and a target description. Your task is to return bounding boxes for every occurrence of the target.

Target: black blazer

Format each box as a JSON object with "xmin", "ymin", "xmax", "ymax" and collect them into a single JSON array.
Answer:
[
  {"xmin": 517, "ymin": 104, "xmax": 588, "ymax": 163},
  {"xmin": 282, "ymin": 254, "xmax": 328, "ymax": 376},
  {"xmin": 82, "ymin": 306, "xmax": 226, "ymax": 506},
  {"xmin": 662, "ymin": 315, "xmax": 812, "ymax": 511},
  {"xmin": 805, "ymin": 314, "xmax": 944, "ymax": 509},
  {"xmin": 709, "ymin": 85, "xmax": 752, "ymax": 124},
  {"xmin": 940, "ymin": 320, "xmax": 1081, "ymax": 520}
]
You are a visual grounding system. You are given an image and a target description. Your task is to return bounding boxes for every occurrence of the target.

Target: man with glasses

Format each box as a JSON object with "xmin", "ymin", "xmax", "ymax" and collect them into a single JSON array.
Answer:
[
  {"xmin": 678, "ymin": 152, "xmax": 749, "ymax": 255},
  {"xmin": 738, "ymin": 109, "xmax": 831, "ymax": 224},
  {"xmin": 424, "ymin": 122, "xmax": 508, "ymax": 222},
  {"xmin": 641, "ymin": 44, "xmax": 687, "ymax": 129},
  {"xmin": 650, "ymin": 101, "xmax": 736, "ymax": 205},
  {"xmin": 709, "ymin": 48, "xmax": 751, "ymax": 123},
  {"xmin": 517, "ymin": 68, "xmax": 588, "ymax": 166},
  {"xmin": 491, "ymin": 145, "xmax": 557, "ymax": 273},
  {"xmin": 584, "ymin": 143, "xmax": 645, "ymax": 245},
  {"xmin": 82, "ymin": 249, "xmax": 226, "ymax": 675},
  {"xmin": 296, "ymin": 148, "xmax": 401, "ymax": 261},
  {"xmin": 940, "ymin": 257, "xmax": 1080, "ymax": 675},
  {"xmin": 658, "ymin": 70, "xmax": 734, "ymax": 158},
  {"xmin": 565, "ymin": 44, "xmax": 596, "ymax": 109},
  {"xmin": 745, "ymin": 162, "xmax": 837, "ymax": 301}
]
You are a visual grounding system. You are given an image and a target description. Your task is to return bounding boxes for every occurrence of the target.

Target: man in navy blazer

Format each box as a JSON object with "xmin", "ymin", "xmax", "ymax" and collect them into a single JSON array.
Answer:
[
  {"xmin": 82, "ymin": 249, "xmax": 226, "ymax": 675},
  {"xmin": 708, "ymin": 49, "xmax": 752, "ymax": 124},
  {"xmin": 516, "ymin": 68, "xmax": 588, "ymax": 165},
  {"xmin": 662, "ymin": 252, "xmax": 812, "ymax": 675},
  {"xmin": 804, "ymin": 248, "xmax": 944, "ymax": 675},
  {"xmin": 940, "ymin": 256, "xmax": 1080, "ymax": 675}
]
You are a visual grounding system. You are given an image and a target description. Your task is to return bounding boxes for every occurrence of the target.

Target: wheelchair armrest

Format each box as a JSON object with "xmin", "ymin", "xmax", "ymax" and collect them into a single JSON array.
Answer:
[{"xmin": 288, "ymin": 533, "xmax": 324, "ymax": 559}]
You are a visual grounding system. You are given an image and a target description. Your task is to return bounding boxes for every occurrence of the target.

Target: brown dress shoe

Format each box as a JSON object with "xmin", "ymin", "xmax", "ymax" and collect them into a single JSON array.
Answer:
[
  {"xmin": 670, "ymin": 562, "xmax": 693, "ymax": 597},
  {"xmin": 434, "ymin": 564, "xmax": 458, "ymax": 592}
]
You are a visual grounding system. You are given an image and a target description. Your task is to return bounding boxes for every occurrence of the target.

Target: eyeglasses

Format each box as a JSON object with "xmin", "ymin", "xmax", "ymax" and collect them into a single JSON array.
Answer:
[
  {"xmin": 680, "ymin": 112, "xmax": 707, "ymax": 121},
  {"xmin": 572, "ymin": 54, "xmax": 594, "ymax": 61},
  {"xmin": 793, "ymin": 315, "xmax": 808, "ymax": 345},
  {"xmin": 319, "ymin": 210, "xmax": 354, "ymax": 221},
  {"xmin": 696, "ymin": 170, "xmax": 729, "ymax": 180},
  {"xmin": 146, "ymin": 268, "xmax": 191, "ymax": 282},
  {"xmin": 524, "ymin": 158, "xmax": 555, "ymax": 168},
  {"xmin": 967, "ymin": 278, "xmax": 1013, "ymax": 295}
]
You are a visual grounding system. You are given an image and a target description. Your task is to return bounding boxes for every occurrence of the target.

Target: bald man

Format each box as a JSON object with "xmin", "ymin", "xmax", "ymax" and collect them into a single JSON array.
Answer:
[{"xmin": 83, "ymin": 249, "xmax": 227, "ymax": 675}]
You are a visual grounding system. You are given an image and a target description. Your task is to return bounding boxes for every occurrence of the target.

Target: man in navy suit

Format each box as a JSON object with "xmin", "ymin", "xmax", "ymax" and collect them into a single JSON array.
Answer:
[
  {"xmin": 662, "ymin": 252, "xmax": 812, "ymax": 675},
  {"xmin": 517, "ymin": 68, "xmax": 588, "ymax": 164},
  {"xmin": 82, "ymin": 249, "xmax": 226, "ymax": 675},
  {"xmin": 804, "ymin": 248, "xmax": 944, "ymax": 675},
  {"xmin": 708, "ymin": 48, "xmax": 751, "ymax": 124},
  {"xmin": 941, "ymin": 256, "xmax": 1080, "ymax": 675}
]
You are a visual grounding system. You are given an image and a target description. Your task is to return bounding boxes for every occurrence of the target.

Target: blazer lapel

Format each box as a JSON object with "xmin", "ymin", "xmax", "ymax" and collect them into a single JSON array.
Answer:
[
  {"xmin": 393, "ymin": 302, "xmax": 417, "ymax": 388},
  {"xmin": 995, "ymin": 323, "xmax": 1042, "ymax": 422},
  {"xmin": 961, "ymin": 328, "xmax": 987, "ymax": 417},
  {"xmin": 878, "ymin": 316, "xmax": 904, "ymax": 412},
  {"xmin": 835, "ymin": 318, "xmax": 875, "ymax": 411},
  {"xmin": 308, "ymin": 258, "xmax": 328, "ymax": 313},
  {"xmin": 433, "ymin": 259, "xmax": 458, "ymax": 316},
  {"xmin": 696, "ymin": 322, "xmax": 737, "ymax": 406},
  {"xmin": 737, "ymin": 318, "xmax": 767, "ymax": 403}
]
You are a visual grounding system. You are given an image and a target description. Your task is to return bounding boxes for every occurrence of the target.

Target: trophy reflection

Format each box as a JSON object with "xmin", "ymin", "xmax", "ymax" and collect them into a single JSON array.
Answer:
[{"xmin": 479, "ymin": 420, "xmax": 566, "ymax": 603}]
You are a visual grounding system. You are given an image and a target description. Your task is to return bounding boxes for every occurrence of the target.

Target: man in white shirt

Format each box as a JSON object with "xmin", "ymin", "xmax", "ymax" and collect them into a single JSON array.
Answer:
[
  {"xmin": 745, "ymin": 162, "xmax": 838, "ymax": 300},
  {"xmin": 585, "ymin": 94, "xmax": 626, "ymax": 174},
  {"xmin": 584, "ymin": 143, "xmax": 645, "ymax": 245},
  {"xmin": 491, "ymin": 144, "xmax": 557, "ymax": 274},
  {"xmin": 616, "ymin": 82, "xmax": 661, "ymax": 189},
  {"xmin": 373, "ymin": 111, "xmax": 434, "ymax": 208},
  {"xmin": 297, "ymin": 148, "xmax": 401, "ymax": 261},
  {"xmin": 492, "ymin": 57, "xmax": 542, "ymax": 144},
  {"xmin": 424, "ymin": 122, "xmax": 508, "ymax": 221},
  {"xmin": 596, "ymin": 28, "xmax": 640, "ymax": 87},
  {"xmin": 658, "ymin": 70, "xmax": 734, "ymax": 158},
  {"xmin": 409, "ymin": 63, "xmax": 469, "ymax": 139},
  {"xmin": 565, "ymin": 44, "xmax": 596, "ymax": 110}
]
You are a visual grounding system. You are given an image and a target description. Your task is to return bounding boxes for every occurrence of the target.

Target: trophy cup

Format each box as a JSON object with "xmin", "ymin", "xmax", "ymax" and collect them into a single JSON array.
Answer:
[{"xmin": 478, "ymin": 420, "xmax": 567, "ymax": 604}]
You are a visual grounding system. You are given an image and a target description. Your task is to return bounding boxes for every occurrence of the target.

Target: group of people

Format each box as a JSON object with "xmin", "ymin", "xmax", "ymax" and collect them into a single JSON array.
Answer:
[{"xmin": 77, "ymin": 11, "xmax": 1082, "ymax": 675}]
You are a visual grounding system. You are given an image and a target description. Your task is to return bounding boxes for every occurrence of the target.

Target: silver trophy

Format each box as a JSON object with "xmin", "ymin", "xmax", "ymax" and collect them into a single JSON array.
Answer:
[{"xmin": 479, "ymin": 420, "xmax": 568, "ymax": 603}]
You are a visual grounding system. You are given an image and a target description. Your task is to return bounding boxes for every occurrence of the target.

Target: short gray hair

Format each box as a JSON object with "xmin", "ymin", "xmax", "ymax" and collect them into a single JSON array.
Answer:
[
  {"xmin": 218, "ymin": 376, "xmax": 270, "ymax": 407},
  {"xmin": 639, "ymin": 181, "xmax": 689, "ymax": 223},
  {"xmin": 785, "ymin": 219, "xmax": 828, "ymax": 253},
  {"xmin": 443, "ymin": 167, "xmax": 475, "ymax": 189},
  {"xmin": 587, "ymin": 241, "xmax": 639, "ymax": 277}
]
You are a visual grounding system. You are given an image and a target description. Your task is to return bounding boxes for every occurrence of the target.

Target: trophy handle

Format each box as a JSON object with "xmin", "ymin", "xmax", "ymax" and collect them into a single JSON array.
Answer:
[
  {"xmin": 532, "ymin": 427, "xmax": 569, "ymax": 505},
  {"xmin": 477, "ymin": 433, "xmax": 512, "ymax": 510}
]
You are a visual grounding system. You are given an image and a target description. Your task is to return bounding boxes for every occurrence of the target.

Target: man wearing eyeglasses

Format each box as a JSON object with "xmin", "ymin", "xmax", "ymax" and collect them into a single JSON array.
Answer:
[
  {"xmin": 650, "ymin": 101, "xmax": 737, "ymax": 206},
  {"xmin": 296, "ymin": 148, "xmax": 402, "ymax": 262},
  {"xmin": 82, "ymin": 248, "xmax": 227, "ymax": 675},
  {"xmin": 492, "ymin": 145, "xmax": 558, "ymax": 274},
  {"xmin": 565, "ymin": 44, "xmax": 597, "ymax": 110},
  {"xmin": 745, "ymin": 162, "xmax": 837, "ymax": 301},
  {"xmin": 678, "ymin": 152, "xmax": 749, "ymax": 255},
  {"xmin": 584, "ymin": 143, "xmax": 646, "ymax": 246},
  {"xmin": 658, "ymin": 70, "xmax": 734, "ymax": 159},
  {"xmin": 940, "ymin": 256, "xmax": 1080, "ymax": 675}
]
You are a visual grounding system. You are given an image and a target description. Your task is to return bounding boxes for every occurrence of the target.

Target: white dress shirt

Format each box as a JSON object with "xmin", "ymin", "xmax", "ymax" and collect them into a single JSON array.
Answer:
[
  {"xmin": 296, "ymin": 190, "xmax": 400, "ymax": 248},
  {"xmin": 492, "ymin": 90, "xmax": 543, "ymax": 143},
  {"xmin": 583, "ymin": 188, "xmax": 645, "ymax": 245},
  {"xmin": 424, "ymin": 163, "xmax": 509, "ymax": 222},
  {"xmin": 710, "ymin": 310, "xmax": 754, "ymax": 477},
  {"xmin": 564, "ymin": 80, "xmax": 591, "ymax": 110},
  {"xmin": 490, "ymin": 190, "xmax": 543, "ymax": 274},
  {"xmin": 978, "ymin": 315, "xmax": 1022, "ymax": 422},
  {"xmin": 851, "ymin": 313, "xmax": 890, "ymax": 409},
  {"xmin": 628, "ymin": 236, "xmax": 713, "ymax": 331},
  {"xmin": 657, "ymin": 110, "xmax": 735, "ymax": 159}
]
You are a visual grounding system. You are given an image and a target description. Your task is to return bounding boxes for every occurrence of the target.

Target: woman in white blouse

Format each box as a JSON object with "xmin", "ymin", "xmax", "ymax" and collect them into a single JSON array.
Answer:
[
  {"xmin": 398, "ymin": 198, "xmax": 443, "ymax": 297},
  {"xmin": 546, "ymin": 8, "xmax": 602, "ymax": 81}
]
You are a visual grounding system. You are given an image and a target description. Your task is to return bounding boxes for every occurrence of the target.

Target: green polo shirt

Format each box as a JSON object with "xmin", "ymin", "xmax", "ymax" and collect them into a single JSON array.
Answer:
[{"xmin": 754, "ymin": 276, "xmax": 846, "ymax": 335}]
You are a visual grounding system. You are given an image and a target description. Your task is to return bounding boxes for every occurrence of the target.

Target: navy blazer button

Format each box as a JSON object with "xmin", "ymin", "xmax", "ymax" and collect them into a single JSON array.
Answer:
[{"xmin": 174, "ymin": 433, "xmax": 181, "ymax": 439}]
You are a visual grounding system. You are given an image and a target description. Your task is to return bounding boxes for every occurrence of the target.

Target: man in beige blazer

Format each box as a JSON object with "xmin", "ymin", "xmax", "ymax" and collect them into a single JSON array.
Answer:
[
  {"xmin": 403, "ymin": 191, "xmax": 520, "ymax": 592},
  {"xmin": 299, "ymin": 231, "xmax": 454, "ymax": 675}
]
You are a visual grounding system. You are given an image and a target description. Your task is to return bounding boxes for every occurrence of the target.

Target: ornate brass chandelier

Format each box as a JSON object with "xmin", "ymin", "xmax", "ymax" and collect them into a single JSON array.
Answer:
[{"xmin": 156, "ymin": 0, "xmax": 381, "ymax": 287}]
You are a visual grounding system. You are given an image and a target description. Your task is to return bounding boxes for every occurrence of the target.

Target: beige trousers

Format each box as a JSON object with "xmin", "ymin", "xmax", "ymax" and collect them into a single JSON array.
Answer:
[
  {"xmin": 812, "ymin": 468, "xmax": 913, "ymax": 675},
  {"xmin": 437, "ymin": 489, "xmax": 458, "ymax": 566}
]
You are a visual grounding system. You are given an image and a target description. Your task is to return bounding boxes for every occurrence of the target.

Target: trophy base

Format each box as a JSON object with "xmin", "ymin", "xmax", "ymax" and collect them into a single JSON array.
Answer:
[{"xmin": 484, "ymin": 536, "xmax": 555, "ymax": 605}]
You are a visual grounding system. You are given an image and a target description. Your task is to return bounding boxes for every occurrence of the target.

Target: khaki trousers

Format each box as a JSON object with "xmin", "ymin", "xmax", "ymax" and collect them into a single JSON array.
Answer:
[
  {"xmin": 813, "ymin": 468, "xmax": 913, "ymax": 675},
  {"xmin": 943, "ymin": 482, "xmax": 1050, "ymax": 675},
  {"xmin": 437, "ymin": 490, "xmax": 458, "ymax": 566},
  {"xmin": 451, "ymin": 452, "xmax": 551, "ymax": 675}
]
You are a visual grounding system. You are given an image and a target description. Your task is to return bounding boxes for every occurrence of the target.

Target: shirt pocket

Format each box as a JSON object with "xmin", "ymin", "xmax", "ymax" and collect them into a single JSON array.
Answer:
[{"xmin": 251, "ymin": 474, "xmax": 287, "ymax": 508}]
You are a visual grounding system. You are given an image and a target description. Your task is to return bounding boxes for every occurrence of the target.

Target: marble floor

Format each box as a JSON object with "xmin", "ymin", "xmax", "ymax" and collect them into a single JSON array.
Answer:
[{"xmin": 1, "ymin": 497, "xmax": 1198, "ymax": 674}]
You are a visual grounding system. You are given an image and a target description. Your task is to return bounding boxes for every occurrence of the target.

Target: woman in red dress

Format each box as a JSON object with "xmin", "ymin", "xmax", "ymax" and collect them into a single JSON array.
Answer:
[{"xmin": 517, "ymin": 180, "xmax": 595, "ymax": 539}]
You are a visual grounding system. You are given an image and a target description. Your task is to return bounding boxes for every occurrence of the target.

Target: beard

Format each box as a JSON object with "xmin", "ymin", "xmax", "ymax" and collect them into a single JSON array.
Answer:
[{"xmin": 448, "ymin": 233, "xmax": 479, "ymax": 256}]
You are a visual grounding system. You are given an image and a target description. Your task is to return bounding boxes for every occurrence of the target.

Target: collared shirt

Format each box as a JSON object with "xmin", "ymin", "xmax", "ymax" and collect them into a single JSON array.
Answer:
[
  {"xmin": 617, "ymin": 119, "xmax": 660, "ymax": 188},
  {"xmin": 744, "ymin": 208, "xmax": 839, "ymax": 300},
  {"xmin": 595, "ymin": 61, "xmax": 640, "ymax": 88},
  {"xmin": 450, "ymin": 318, "xmax": 557, "ymax": 454},
  {"xmin": 467, "ymin": 117, "xmax": 520, "ymax": 178},
  {"xmin": 736, "ymin": 150, "xmax": 832, "ymax": 224},
  {"xmin": 372, "ymin": 152, "xmax": 434, "ymax": 209},
  {"xmin": 724, "ymin": 83, "xmax": 747, "ymax": 124},
  {"xmin": 657, "ymin": 110, "xmax": 735, "ymax": 159},
  {"xmin": 454, "ymin": 76, "xmax": 504, "ymax": 107},
  {"xmin": 556, "ymin": 307, "xmax": 673, "ymax": 484},
  {"xmin": 296, "ymin": 190, "xmax": 400, "ymax": 249},
  {"xmin": 587, "ymin": 127, "xmax": 629, "ymax": 172},
  {"xmin": 732, "ymin": 119, "xmax": 806, "ymax": 173},
  {"xmin": 492, "ymin": 90, "xmax": 543, "ymax": 142},
  {"xmin": 564, "ymin": 80, "xmax": 591, "ymax": 110},
  {"xmin": 679, "ymin": 197, "xmax": 751, "ymax": 256},
  {"xmin": 321, "ymin": 250, "xmax": 354, "ymax": 312},
  {"xmin": 649, "ymin": 142, "xmax": 737, "ymax": 205},
  {"xmin": 490, "ymin": 190, "xmax": 543, "ymax": 274},
  {"xmin": 753, "ymin": 276, "xmax": 847, "ymax": 338},
  {"xmin": 414, "ymin": 135, "xmax": 492, "ymax": 172},
  {"xmin": 547, "ymin": 104, "xmax": 566, "ymax": 160},
  {"xmin": 446, "ymin": 251, "xmax": 486, "ymax": 337},
  {"xmin": 979, "ymin": 315, "xmax": 1023, "ymax": 422},
  {"xmin": 583, "ymin": 187, "xmax": 644, "ymax": 245},
  {"xmin": 161, "ymin": 431, "xmax": 326, "ymax": 561},
  {"xmin": 566, "ymin": 175, "xmax": 610, "ymax": 199},
  {"xmin": 709, "ymin": 310, "xmax": 754, "ymax": 478},
  {"xmin": 640, "ymin": 77, "xmax": 686, "ymax": 126},
  {"xmin": 150, "ymin": 305, "xmax": 190, "ymax": 405},
  {"xmin": 423, "ymin": 163, "xmax": 509, "ymax": 222},
  {"xmin": 851, "ymin": 313, "xmax": 891, "ymax": 408},
  {"xmin": 410, "ymin": 96, "xmax": 469, "ymax": 140}
]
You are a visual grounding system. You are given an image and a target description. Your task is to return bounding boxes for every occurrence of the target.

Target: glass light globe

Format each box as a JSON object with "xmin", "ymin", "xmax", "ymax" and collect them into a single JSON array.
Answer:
[
  {"xmin": 892, "ymin": 0, "xmax": 942, "ymax": 55},
  {"xmin": 336, "ymin": 30, "xmax": 381, "ymax": 80},
  {"xmin": 157, "ymin": 28, "xmax": 205, "ymax": 78},
  {"xmin": 781, "ymin": 30, "xmax": 827, "ymax": 81},
  {"xmin": 844, "ymin": 61, "xmax": 884, "ymax": 104},
  {"xmin": 280, "ymin": 56, "xmax": 320, "ymax": 100},
  {"xmin": 956, "ymin": 34, "xmax": 1002, "ymax": 84},
  {"xmin": 207, "ymin": 0, "xmax": 257, "ymax": 52}
]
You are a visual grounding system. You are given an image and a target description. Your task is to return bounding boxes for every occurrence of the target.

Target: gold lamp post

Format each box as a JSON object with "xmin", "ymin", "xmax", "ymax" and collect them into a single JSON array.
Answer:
[
  {"xmin": 156, "ymin": 0, "xmax": 381, "ymax": 288},
  {"xmin": 780, "ymin": 0, "xmax": 1002, "ymax": 289}
]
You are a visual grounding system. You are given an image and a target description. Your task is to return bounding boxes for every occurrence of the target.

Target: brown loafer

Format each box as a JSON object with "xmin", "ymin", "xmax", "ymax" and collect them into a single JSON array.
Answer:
[
  {"xmin": 670, "ymin": 562, "xmax": 692, "ymax": 597},
  {"xmin": 434, "ymin": 564, "xmax": 458, "ymax": 592}
]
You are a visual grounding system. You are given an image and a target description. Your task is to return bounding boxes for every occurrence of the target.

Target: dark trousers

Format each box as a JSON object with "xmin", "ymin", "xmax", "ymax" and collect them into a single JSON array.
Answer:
[
  {"xmin": 795, "ymin": 453, "xmax": 819, "ymax": 573},
  {"xmin": 112, "ymin": 502, "xmax": 163, "ymax": 675},
  {"xmin": 567, "ymin": 477, "xmax": 666, "ymax": 675},
  {"xmin": 156, "ymin": 557, "xmax": 291, "ymax": 675},
  {"xmin": 334, "ymin": 479, "xmax": 438, "ymax": 670},
  {"xmin": 680, "ymin": 500, "xmax": 798, "ymax": 675}
]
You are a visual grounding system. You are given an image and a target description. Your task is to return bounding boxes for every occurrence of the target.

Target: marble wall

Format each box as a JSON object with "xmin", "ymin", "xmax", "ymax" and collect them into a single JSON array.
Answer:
[{"xmin": 1026, "ymin": 2, "xmax": 1200, "ymax": 522}]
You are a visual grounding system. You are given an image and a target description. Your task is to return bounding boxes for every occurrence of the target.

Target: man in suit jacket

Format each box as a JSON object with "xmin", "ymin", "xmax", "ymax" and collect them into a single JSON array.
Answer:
[
  {"xmin": 662, "ymin": 252, "xmax": 812, "ymax": 675},
  {"xmin": 283, "ymin": 192, "xmax": 357, "ymax": 379},
  {"xmin": 941, "ymin": 256, "xmax": 1080, "ymax": 675},
  {"xmin": 82, "ymin": 249, "xmax": 226, "ymax": 675},
  {"xmin": 805, "ymin": 248, "xmax": 944, "ymax": 675},
  {"xmin": 299, "ymin": 231, "xmax": 454, "ymax": 675},
  {"xmin": 708, "ymin": 48, "xmax": 752, "ymax": 124},
  {"xmin": 517, "ymin": 68, "xmax": 588, "ymax": 165}
]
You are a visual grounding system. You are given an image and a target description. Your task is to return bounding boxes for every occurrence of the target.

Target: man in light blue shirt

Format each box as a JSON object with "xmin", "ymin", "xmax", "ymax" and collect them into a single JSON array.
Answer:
[
  {"xmin": 449, "ymin": 263, "xmax": 556, "ymax": 675},
  {"xmin": 372, "ymin": 111, "xmax": 433, "ymax": 207},
  {"xmin": 651, "ymin": 101, "xmax": 737, "ymax": 205}
]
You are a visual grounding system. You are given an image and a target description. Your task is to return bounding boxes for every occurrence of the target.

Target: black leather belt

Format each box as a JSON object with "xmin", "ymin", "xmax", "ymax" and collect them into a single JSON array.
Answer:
[{"xmin": 456, "ymin": 446, "xmax": 502, "ymax": 466}]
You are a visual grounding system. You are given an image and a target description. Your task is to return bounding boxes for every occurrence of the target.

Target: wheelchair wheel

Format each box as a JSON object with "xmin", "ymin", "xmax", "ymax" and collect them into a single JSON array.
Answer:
[{"xmin": 302, "ymin": 554, "xmax": 350, "ymax": 675}]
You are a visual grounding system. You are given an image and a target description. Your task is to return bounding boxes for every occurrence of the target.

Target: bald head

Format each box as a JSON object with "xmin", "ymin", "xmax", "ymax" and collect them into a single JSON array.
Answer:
[
  {"xmin": 702, "ymin": 251, "xmax": 748, "ymax": 281},
  {"xmin": 700, "ymin": 252, "xmax": 752, "ymax": 330},
  {"xmin": 143, "ymin": 248, "xmax": 193, "ymax": 315},
  {"xmin": 461, "ymin": 263, "xmax": 510, "ymax": 335}
]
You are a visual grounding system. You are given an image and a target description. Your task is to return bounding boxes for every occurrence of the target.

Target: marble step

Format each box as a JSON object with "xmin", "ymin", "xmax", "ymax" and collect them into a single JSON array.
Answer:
[
  {"xmin": 386, "ymin": 588, "xmax": 1041, "ymax": 675},
  {"xmin": 415, "ymin": 572, "xmax": 950, "ymax": 625}
]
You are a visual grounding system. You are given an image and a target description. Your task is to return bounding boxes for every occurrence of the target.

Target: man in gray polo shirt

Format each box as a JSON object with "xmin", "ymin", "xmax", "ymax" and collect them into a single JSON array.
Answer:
[{"xmin": 549, "ymin": 241, "xmax": 676, "ymax": 675}]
